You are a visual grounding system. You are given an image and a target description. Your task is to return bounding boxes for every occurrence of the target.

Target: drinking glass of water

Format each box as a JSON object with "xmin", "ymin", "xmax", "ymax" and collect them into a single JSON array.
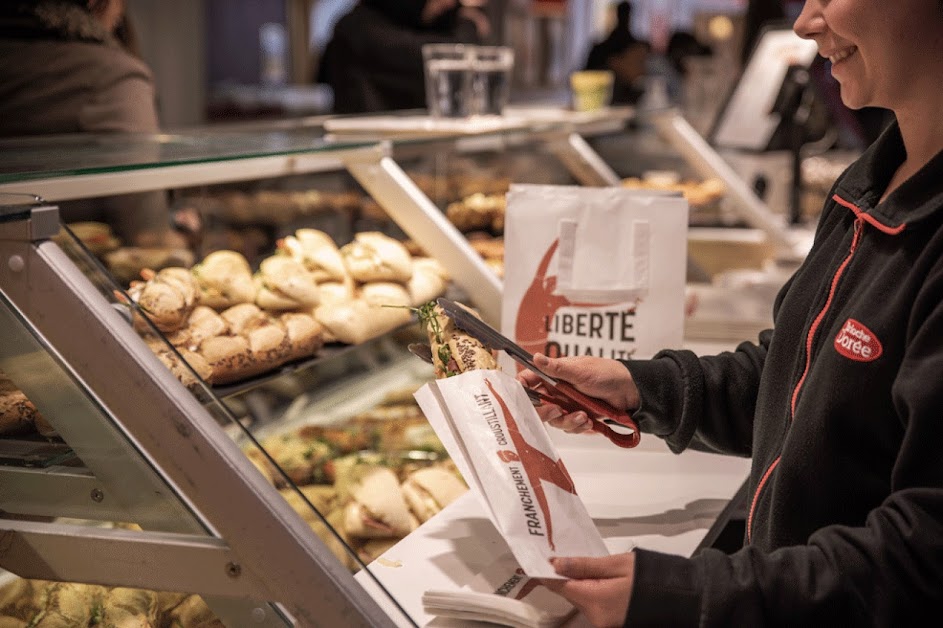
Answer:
[
  {"xmin": 422, "ymin": 43, "xmax": 475, "ymax": 118},
  {"xmin": 472, "ymin": 46, "xmax": 514, "ymax": 116}
]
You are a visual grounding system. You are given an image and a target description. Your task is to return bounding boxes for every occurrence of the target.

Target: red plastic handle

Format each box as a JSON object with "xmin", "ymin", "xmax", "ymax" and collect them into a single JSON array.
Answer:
[{"xmin": 534, "ymin": 381, "xmax": 641, "ymax": 448}]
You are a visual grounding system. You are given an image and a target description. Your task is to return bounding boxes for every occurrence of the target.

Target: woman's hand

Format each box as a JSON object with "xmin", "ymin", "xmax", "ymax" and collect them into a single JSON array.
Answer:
[
  {"xmin": 518, "ymin": 354, "xmax": 639, "ymax": 434},
  {"xmin": 539, "ymin": 553, "xmax": 636, "ymax": 628}
]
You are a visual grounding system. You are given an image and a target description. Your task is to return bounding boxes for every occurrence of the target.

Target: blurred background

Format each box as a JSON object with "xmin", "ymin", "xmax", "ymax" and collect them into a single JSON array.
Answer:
[{"xmin": 131, "ymin": 0, "xmax": 750, "ymax": 130}]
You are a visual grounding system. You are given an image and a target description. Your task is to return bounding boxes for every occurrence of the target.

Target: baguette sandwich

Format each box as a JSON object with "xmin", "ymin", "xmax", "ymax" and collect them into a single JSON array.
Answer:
[{"xmin": 419, "ymin": 301, "xmax": 498, "ymax": 379}]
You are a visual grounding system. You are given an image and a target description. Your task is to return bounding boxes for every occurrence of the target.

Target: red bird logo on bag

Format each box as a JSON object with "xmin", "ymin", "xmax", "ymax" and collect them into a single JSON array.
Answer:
[{"xmin": 487, "ymin": 379, "xmax": 577, "ymax": 551}]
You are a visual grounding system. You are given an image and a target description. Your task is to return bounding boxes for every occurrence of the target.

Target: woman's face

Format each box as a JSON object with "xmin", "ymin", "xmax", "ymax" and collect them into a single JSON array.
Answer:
[{"xmin": 793, "ymin": 0, "xmax": 943, "ymax": 111}]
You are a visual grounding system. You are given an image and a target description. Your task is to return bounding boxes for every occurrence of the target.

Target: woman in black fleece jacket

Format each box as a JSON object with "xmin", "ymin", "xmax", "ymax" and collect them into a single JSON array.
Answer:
[{"xmin": 520, "ymin": 1, "xmax": 943, "ymax": 626}]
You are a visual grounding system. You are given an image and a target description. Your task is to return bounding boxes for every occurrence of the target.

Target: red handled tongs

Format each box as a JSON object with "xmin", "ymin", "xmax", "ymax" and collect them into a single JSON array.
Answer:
[{"xmin": 436, "ymin": 298, "xmax": 641, "ymax": 448}]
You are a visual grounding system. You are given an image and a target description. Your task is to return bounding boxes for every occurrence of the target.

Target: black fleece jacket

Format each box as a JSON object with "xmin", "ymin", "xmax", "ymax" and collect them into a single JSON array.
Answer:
[{"xmin": 622, "ymin": 121, "xmax": 943, "ymax": 626}]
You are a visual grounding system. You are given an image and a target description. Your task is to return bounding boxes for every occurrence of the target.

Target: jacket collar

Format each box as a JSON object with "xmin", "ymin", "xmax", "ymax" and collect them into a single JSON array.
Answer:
[{"xmin": 833, "ymin": 119, "xmax": 943, "ymax": 231}]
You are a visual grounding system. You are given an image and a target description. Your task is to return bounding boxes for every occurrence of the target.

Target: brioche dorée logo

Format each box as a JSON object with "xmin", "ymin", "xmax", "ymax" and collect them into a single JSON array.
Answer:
[
  {"xmin": 514, "ymin": 239, "xmax": 637, "ymax": 369},
  {"xmin": 482, "ymin": 379, "xmax": 577, "ymax": 551},
  {"xmin": 493, "ymin": 567, "xmax": 541, "ymax": 601},
  {"xmin": 834, "ymin": 318, "xmax": 882, "ymax": 362}
]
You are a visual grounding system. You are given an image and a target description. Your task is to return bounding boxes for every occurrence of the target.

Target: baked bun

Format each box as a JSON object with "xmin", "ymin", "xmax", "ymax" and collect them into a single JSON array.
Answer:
[
  {"xmin": 254, "ymin": 255, "xmax": 320, "ymax": 311},
  {"xmin": 340, "ymin": 232, "xmax": 413, "ymax": 283},
  {"xmin": 191, "ymin": 250, "xmax": 257, "ymax": 310},
  {"xmin": 153, "ymin": 346, "xmax": 214, "ymax": 389},
  {"xmin": 359, "ymin": 281, "xmax": 411, "ymax": 308},
  {"xmin": 279, "ymin": 312, "xmax": 325, "ymax": 360},
  {"xmin": 127, "ymin": 266, "xmax": 200, "ymax": 332},
  {"xmin": 314, "ymin": 298, "xmax": 411, "ymax": 345},
  {"xmin": 220, "ymin": 304, "xmax": 290, "ymax": 372},
  {"xmin": 279, "ymin": 229, "xmax": 347, "ymax": 282},
  {"xmin": 445, "ymin": 193, "xmax": 506, "ymax": 233},
  {"xmin": 197, "ymin": 335, "xmax": 255, "ymax": 385},
  {"xmin": 165, "ymin": 305, "xmax": 230, "ymax": 351},
  {"xmin": 339, "ymin": 465, "xmax": 418, "ymax": 538},
  {"xmin": 407, "ymin": 258, "xmax": 448, "ymax": 306},
  {"xmin": 317, "ymin": 276, "xmax": 357, "ymax": 306},
  {"xmin": 0, "ymin": 387, "xmax": 42, "ymax": 436},
  {"xmin": 401, "ymin": 466, "xmax": 468, "ymax": 523}
]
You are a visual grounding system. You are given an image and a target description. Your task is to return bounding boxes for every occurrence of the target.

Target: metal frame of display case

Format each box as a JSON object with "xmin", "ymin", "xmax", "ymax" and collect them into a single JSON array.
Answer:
[
  {"xmin": 0, "ymin": 110, "xmax": 792, "ymax": 626},
  {"xmin": 0, "ymin": 110, "xmax": 640, "ymax": 325},
  {"xmin": 0, "ymin": 200, "xmax": 406, "ymax": 627}
]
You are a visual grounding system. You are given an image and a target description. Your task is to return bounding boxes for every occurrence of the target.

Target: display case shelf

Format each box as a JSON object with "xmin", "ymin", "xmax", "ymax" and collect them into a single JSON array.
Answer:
[{"xmin": 0, "ymin": 112, "xmax": 759, "ymax": 628}]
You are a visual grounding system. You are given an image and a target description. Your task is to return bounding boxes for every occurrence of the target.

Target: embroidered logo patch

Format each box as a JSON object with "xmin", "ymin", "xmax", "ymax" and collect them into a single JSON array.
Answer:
[{"xmin": 834, "ymin": 318, "xmax": 882, "ymax": 362}]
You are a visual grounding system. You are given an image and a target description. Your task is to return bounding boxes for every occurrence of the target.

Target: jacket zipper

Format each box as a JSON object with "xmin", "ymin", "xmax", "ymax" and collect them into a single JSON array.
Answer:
[{"xmin": 746, "ymin": 200, "xmax": 865, "ymax": 543}]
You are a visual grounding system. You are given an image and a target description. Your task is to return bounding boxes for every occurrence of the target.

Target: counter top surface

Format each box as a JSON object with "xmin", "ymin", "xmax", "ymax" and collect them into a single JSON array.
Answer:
[{"xmin": 356, "ymin": 437, "xmax": 751, "ymax": 627}]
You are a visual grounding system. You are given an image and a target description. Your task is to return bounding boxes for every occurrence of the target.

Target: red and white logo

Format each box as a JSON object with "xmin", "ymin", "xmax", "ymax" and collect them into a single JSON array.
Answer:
[{"xmin": 834, "ymin": 318, "xmax": 882, "ymax": 362}]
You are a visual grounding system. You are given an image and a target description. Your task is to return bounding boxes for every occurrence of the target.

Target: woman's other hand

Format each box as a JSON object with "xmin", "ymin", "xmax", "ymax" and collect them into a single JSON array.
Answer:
[
  {"xmin": 539, "ymin": 552, "xmax": 636, "ymax": 628},
  {"xmin": 517, "ymin": 354, "xmax": 639, "ymax": 434}
]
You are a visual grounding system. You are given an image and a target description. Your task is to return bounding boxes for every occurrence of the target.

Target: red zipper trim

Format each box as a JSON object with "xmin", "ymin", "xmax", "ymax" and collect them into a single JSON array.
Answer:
[
  {"xmin": 747, "ymin": 195, "xmax": 874, "ymax": 543},
  {"xmin": 832, "ymin": 194, "xmax": 907, "ymax": 234},
  {"xmin": 747, "ymin": 456, "xmax": 780, "ymax": 540},
  {"xmin": 790, "ymin": 218, "xmax": 863, "ymax": 417}
]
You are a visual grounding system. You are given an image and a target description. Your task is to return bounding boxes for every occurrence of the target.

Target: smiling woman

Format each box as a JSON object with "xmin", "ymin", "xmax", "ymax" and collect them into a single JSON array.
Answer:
[{"xmin": 514, "ymin": 1, "xmax": 943, "ymax": 626}]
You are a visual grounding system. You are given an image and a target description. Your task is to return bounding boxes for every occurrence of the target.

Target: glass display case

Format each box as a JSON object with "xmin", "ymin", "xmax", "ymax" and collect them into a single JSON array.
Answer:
[{"xmin": 0, "ymin": 111, "xmax": 757, "ymax": 627}]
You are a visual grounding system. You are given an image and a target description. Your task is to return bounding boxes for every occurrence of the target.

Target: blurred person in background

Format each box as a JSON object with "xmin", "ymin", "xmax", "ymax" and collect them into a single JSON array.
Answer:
[
  {"xmin": 0, "ymin": 0, "xmax": 192, "ymax": 249},
  {"xmin": 583, "ymin": 1, "xmax": 649, "ymax": 105},
  {"xmin": 0, "ymin": 0, "xmax": 157, "ymax": 136},
  {"xmin": 318, "ymin": 0, "xmax": 490, "ymax": 114}
]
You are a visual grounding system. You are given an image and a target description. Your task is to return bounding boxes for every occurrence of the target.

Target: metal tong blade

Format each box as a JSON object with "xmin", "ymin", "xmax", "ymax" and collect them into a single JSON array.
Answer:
[{"xmin": 434, "ymin": 298, "xmax": 641, "ymax": 449}]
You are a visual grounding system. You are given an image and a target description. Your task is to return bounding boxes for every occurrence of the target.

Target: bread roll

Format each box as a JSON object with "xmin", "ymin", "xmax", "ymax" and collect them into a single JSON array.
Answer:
[
  {"xmin": 279, "ymin": 312, "xmax": 325, "ymax": 360},
  {"xmin": 315, "ymin": 299, "xmax": 411, "ymax": 345},
  {"xmin": 401, "ymin": 466, "xmax": 468, "ymax": 523},
  {"xmin": 359, "ymin": 281, "xmax": 411, "ymax": 308},
  {"xmin": 340, "ymin": 232, "xmax": 413, "ymax": 283},
  {"xmin": 154, "ymin": 347, "xmax": 214, "ymax": 389},
  {"xmin": 279, "ymin": 229, "xmax": 348, "ymax": 282},
  {"xmin": 198, "ymin": 335, "xmax": 255, "ymax": 385},
  {"xmin": 317, "ymin": 276, "xmax": 356, "ymax": 306},
  {"xmin": 163, "ymin": 594, "xmax": 223, "ymax": 627},
  {"xmin": 98, "ymin": 587, "xmax": 158, "ymax": 626},
  {"xmin": 340, "ymin": 465, "xmax": 418, "ymax": 538},
  {"xmin": 0, "ymin": 389, "xmax": 39, "ymax": 436},
  {"xmin": 254, "ymin": 255, "xmax": 320, "ymax": 311},
  {"xmin": 191, "ymin": 250, "xmax": 256, "ymax": 310},
  {"xmin": 165, "ymin": 306, "xmax": 230, "ymax": 350},
  {"xmin": 407, "ymin": 260, "xmax": 447, "ymax": 307},
  {"xmin": 127, "ymin": 266, "xmax": 200, "ymax": 332}
]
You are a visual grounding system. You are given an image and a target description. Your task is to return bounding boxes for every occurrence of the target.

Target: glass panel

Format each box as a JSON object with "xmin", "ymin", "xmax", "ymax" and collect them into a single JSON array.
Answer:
[
  {"xmin": 50, "ymin": 212, "xmax": 440, "ymax": 624},
  {"xmin": 0, "ymin": 265, "xmax": 206, "ymax": 532},
  {"xmin": 0, "ymin": 129, "xmax": 372, "ymax": 184}
]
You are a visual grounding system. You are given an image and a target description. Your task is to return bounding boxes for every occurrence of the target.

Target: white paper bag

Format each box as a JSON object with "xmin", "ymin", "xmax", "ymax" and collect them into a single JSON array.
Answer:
[
  {"xmin": 414, "ymin": 369, "xmax": 608, "ymax": 578},
  {"xmin": 501, "ymin": 184, "xmax": 689, "ymax": 368},
  {"xmin": 423, "ymin": 551, "xmax": 577, "ymax": 628}
]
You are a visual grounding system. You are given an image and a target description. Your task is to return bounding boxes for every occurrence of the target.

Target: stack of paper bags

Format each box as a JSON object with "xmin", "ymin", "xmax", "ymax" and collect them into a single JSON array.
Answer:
[{"xmin": 422, "ymin": 552, "xmax": 575, "ymax": 628}]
